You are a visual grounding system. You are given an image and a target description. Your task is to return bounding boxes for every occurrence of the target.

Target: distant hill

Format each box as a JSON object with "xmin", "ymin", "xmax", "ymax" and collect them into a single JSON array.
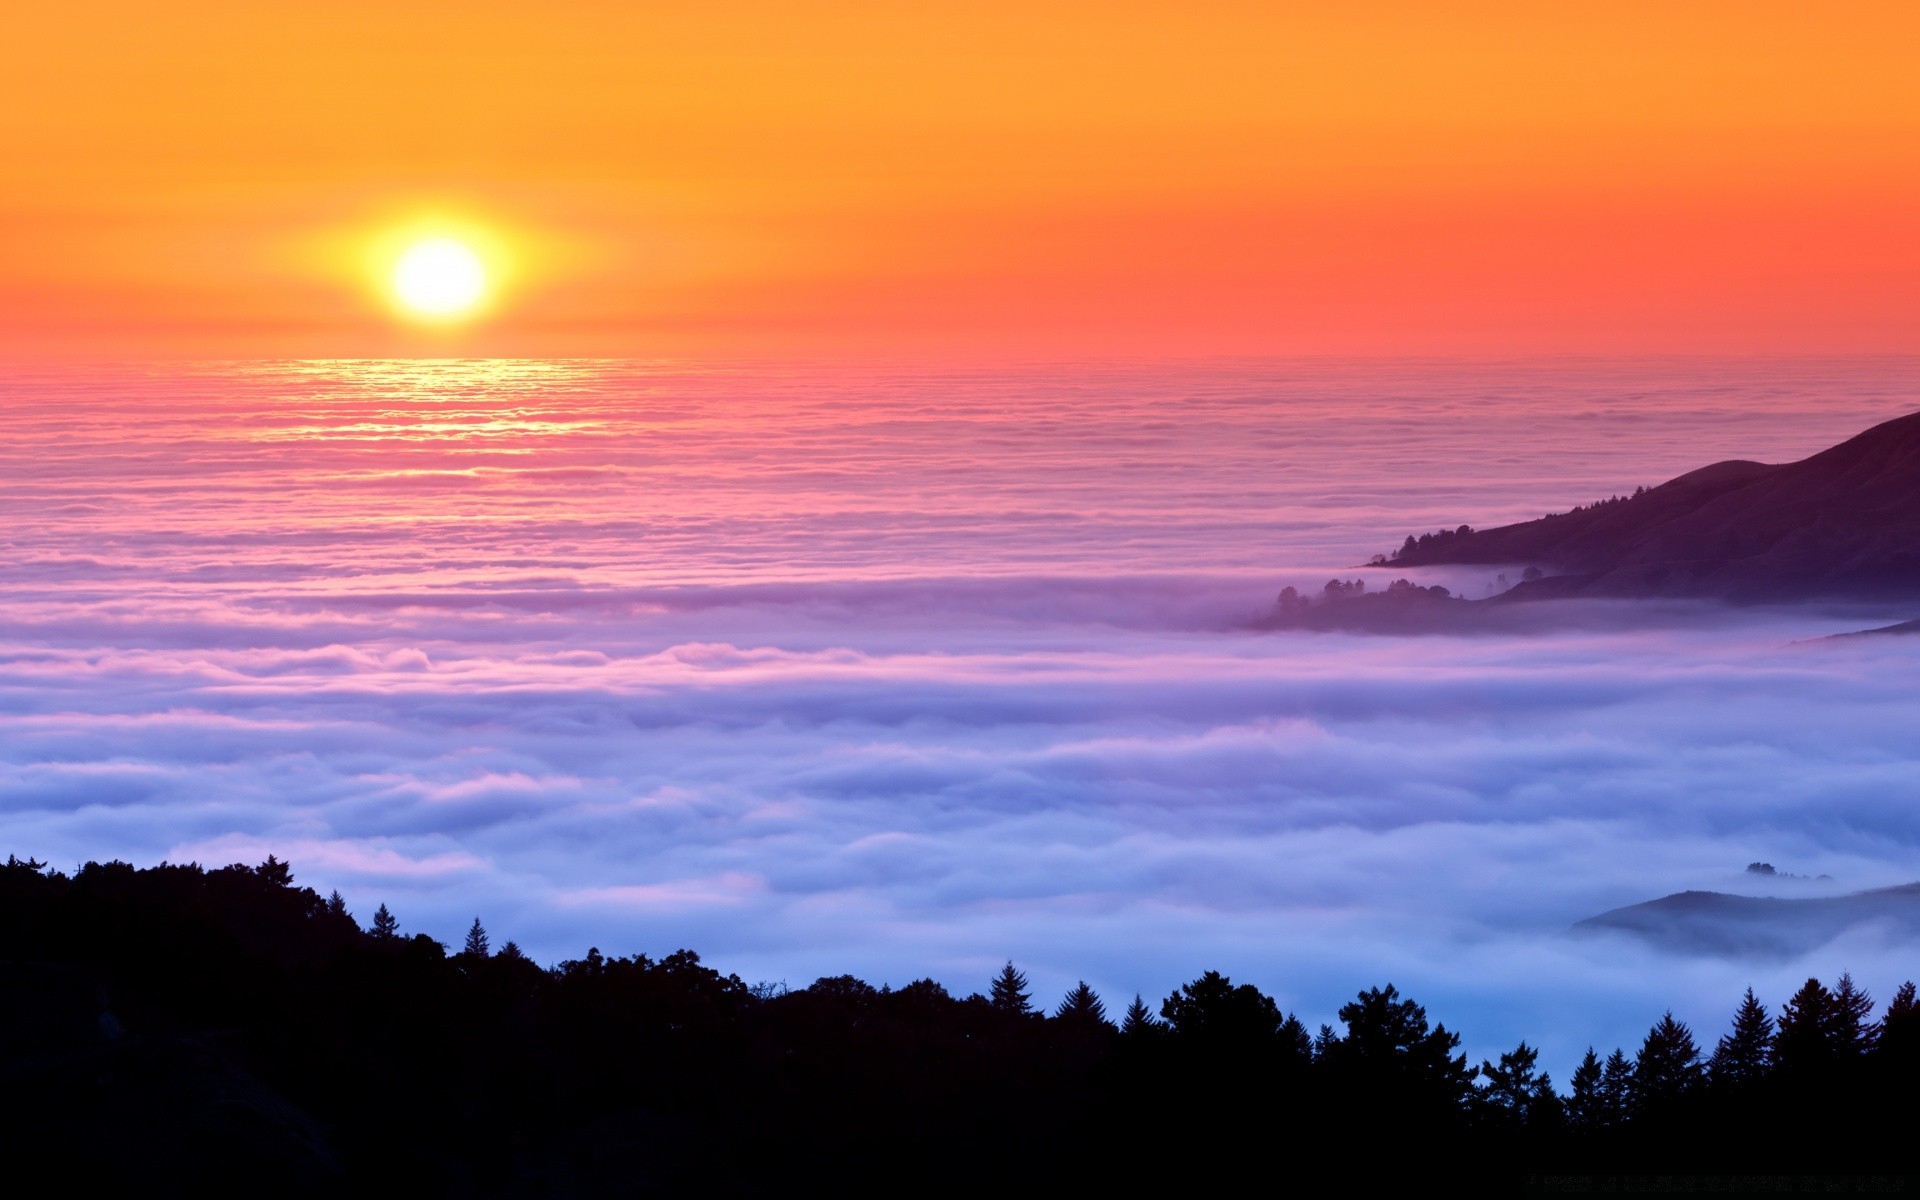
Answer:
[
  {"xmin": 1575, "ymin": 883, "xmax": 1920, "ymax": 957},
  {"xmin": 1824, "ymin": 617, "xmax": 1920, "ymax": 639},
  {"xmin": 1383, "ymin": 411, "xmax": 1920, "ymax": 602}
]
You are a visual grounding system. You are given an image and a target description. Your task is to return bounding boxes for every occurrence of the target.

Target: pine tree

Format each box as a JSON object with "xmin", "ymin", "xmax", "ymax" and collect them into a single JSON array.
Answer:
[
  {"xmin": 1312, "ymin": 1023, "xmax": 1337, "ymax": 1060},
  {"xmin": 1566, "ymin": 1048, "xmax": 1604, "ymax": 1131},
  {"xmin": 1878, "ymin": 981, "xmax": 1919, "ymax": 1063},
  {"xmin": 1774, "ymin": 977, "xmax": 1837, "ymax": 1074},
  {"xmin": 1831, "ymin": 972, "xmax": 1878, "ymax": 1058},
  {"xmin": 1597, "ymin": 1044, "xmax": 1628, "ymax": 1121},
  {"xmin": 463, "ymin": 917, "xmax": 490, "ymax": 958},
  {"xmin": 326, "ymin": 889, "xmax": 353, "ymax": 924},
  {"xmin": 1709, "ymin": 988, "xmax": 1773, "ymax": 1087},
  {"xmin": 1599, "ymin": 1048, "xmax": 1632, "ymax": 1126},
  {"xmin": 1054, "ymin": 981, "xmax": 1110, "ymax": 1027},
  {"xmin": 370, "ymin": 902, "xmax": 399, "ymax": 939},
  {"xmin": 989, "ymin": 961, "xmax": 1032, "ymax": 1017},
  {"xmin": 1279, "ymin": 1013, "xmax": 1313, "ymax": 1062},
  {"xmin": 1119, "ymin": 993, "xmax": 1161, "ymax": 1037},
  {"xmin": 1631, "ymin": 1012, "xmax": 1703, "ymax": 1114}
]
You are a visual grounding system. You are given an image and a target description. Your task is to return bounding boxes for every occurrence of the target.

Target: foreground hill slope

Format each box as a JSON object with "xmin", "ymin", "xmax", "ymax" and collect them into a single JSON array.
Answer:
[{"xmin": 1387, "ymin": 411, "xmax": 1920, "ymax": 601}]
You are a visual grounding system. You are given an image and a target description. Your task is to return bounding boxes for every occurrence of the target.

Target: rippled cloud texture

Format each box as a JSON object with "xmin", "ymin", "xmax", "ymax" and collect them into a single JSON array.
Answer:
[{"xmin": 4, "ymin": 358, "xmax": 1918, "ymax": 1071}]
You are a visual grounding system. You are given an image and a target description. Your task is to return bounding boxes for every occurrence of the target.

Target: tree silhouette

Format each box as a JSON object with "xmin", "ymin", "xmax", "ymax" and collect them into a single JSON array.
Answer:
[
  {"xmin": 1878, "ymin": 980, "xmax": 1919, "ymax": 1065},
  {"xmin": 989, "ymin": 961, "xmax": 1033, "ymax": 1017},
  {"xmin": 1566, "ymin": 1048, "xmax": 1604, "ymax": 1131},
  {"xmin": 1477, "ymin": 1041, "xmax": 1556, "ymax": 1129},
  {"xmin": 1312, "ymin": 1023, "xmax": 1336, "ymax": 1059},
  {"xmin": 257, "ymin": 854, "xmax": 293, "ymax": 887},
  {"xmin": 1158, "ymin": 971, "xmax": 1284, "ymax": 1047},
  {"xmin": 1831, "ymin": 972, "xmax": 1878, "ymax": 1058},
  {"xmin": 21, "ymin": 845, "xmax": 1920, "ymax": 1187},
  {"xmin": 1598, "ymin": 1048, "xmax": 1632, "ymax": 1127},
  {"xmin": 1630, "ymin": 1012, "xmax": 1702, "ymax": 1115},
  {"xmin": 1054, "ymin": 981, "xmax": 1110, "ymax": 1028},
  {"xmin": 1119, "ymin": 994, "xmax": 1161, "ymax": 1038},
  {"xmin": 1278, "ymin": 1013, "xmax": 1312, "ymax": 1063},
  {"xmin": 807, "ymin": 973, "xmax": 880, "ymax": 1010},
  {"xmin": 1320, "ymin": 984, "xmax": 1477, "ymax": 1124},
  {"xmin": 1773, "ymin": 977, "xmax": 1837, "ymax": 1075},
  {"xmin": 1708, "ymin": 988, "xmax": 1772, "ymax": 1088},
  {"xmin": 325, "ymin": 889, "xmax": 351, "ymax": 922}
]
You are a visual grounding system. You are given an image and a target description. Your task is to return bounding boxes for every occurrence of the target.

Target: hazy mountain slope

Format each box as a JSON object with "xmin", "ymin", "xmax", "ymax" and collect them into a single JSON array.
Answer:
[{"xmin": 1575, "ymin": 883, "xmax": 1920, "ymax": 957}]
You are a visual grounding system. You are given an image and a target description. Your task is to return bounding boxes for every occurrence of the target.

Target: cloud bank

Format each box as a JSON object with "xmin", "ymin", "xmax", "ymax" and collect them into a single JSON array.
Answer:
[{"xmin": 3, "ymin": 357, "xmax": 1918, "ymax": 1073}]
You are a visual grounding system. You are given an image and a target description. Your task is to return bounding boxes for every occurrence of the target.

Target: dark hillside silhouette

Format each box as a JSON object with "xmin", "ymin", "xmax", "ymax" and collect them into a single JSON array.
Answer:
[
  {"xmin": 3, "ymin": 852, "xmax": 1917, "ymax": 1191},
  {"xmin": 1379, "ymin": 410, "xmax": 1920, "ymax": 602}
]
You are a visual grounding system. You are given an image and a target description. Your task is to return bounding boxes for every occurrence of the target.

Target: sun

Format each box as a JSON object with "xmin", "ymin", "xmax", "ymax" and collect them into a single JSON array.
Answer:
[{"xmin": 391, "ymin": 237, "xmax": 488, "ymax": 320}]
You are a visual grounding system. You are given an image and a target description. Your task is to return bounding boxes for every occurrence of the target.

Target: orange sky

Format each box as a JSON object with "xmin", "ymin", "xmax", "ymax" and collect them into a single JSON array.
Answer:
[{"xmin": 3, "ymin": 1, "xmax": 1917, "ymax": 358}]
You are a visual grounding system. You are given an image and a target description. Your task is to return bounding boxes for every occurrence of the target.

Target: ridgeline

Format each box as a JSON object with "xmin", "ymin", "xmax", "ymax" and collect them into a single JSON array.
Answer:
[{"xmin": 1382, "ymin": 411, "xmax": 1920, "ymax": 603}]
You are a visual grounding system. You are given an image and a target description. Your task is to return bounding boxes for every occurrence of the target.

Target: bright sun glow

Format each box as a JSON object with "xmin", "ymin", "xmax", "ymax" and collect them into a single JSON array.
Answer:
[{"xmin": 391, "ymin": 238, "xmax": 488, "ymax": 319}]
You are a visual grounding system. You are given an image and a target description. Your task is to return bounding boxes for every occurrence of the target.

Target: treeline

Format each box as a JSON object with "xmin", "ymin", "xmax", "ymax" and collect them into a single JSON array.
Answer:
[
  {"xmin": 3, "ymin": 855, "xmax": 1917, "ymax": 1193},
  {"xmin": 1388, "ymin": 487, "xmax": 1653, "ymax": 563},
  {"xmin": 1391, "ymin": 522, "xmax": 1479, "ymax": 560},
  {"xmin": 1273, "ymin": 576, "xmax": 1453, "ymax": 618}
]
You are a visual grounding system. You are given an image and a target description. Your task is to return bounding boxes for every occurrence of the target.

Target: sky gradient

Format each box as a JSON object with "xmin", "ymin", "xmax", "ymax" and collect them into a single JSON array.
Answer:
[{"xmin": 5, "ymin": 2, "xmax": 1918, "ymax": 357}]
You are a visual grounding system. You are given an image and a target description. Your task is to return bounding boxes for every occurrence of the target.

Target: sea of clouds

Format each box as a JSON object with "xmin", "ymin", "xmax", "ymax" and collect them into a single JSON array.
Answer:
[{"xmin": 3, "ymin": 357, "xmax": 1918, "ymax": 1074}]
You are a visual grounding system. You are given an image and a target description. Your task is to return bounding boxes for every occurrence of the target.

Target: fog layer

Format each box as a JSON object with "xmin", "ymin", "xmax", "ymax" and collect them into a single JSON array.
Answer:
[{"xmin": 4, "ymin": 358, "xmax": 1917, "ymax": 1071}]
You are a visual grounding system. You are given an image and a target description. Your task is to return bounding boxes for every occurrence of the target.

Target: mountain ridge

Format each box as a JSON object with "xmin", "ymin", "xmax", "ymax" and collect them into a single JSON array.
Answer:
[
  {"xmin": 1382, "ymin": 410, "xmax": 1920, "ymax": 602},
  {"xmin": 1575, "ymin": 882, "xmax": 1920, "ymax": 958}
]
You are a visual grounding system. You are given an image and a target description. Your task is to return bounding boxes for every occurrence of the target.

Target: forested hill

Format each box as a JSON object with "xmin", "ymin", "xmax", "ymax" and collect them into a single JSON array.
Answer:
[
  {"xmin": 1381, "ymin": 411, "xmax": 1920, "ymax": 602},
  {"xmin": 5, "ymin": 853, "xmax": 1920, "ymax": 1192}
]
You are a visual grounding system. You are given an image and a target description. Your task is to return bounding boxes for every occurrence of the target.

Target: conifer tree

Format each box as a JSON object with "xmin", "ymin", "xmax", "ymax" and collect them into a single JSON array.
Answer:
[
  {"xmin": 1878, "ymin": 981, "xmax": 1919, "ymax": 1063},
  {"xmin": 1831, "ymin": 972, "xmax": 1878, "ymax": 1058},
  {"xmin": 1054, "ymin": 981, "xmax": 1110, "ymax": 1027},
  {"xmin": 1566, "ymin": 1048, "xmax": 1604, "ymax": 1130},
  {"xmin": 1598, "ymin": 1048, "xmax": 1632, "ymax": 1126},
  {"xmin": 370, "ymin": 902, "xmax": 399, "ymax": 939},
  {"xmin": 498, "ymin": 940, "xmax": 528, "ymax": 962},
  {"xmin": 989, "ymin": 961, "xmax": 1033, "ymax": 1016},
  {"xmin": 1709, "ymin": 988, "xmax": 1772, "ymax": 1087},
  {"xmin": 1279, "ymin": 1013, "xmax": 1313, "ymax": 1062},
  {"xmin": 1631, "ymin": 1012, "xmax": 1703, "ymax": 1114},
  {"xmin": 1119, "ymin": 993, "xmax": 1161, "ymax": 1037},
  {"xmin": 463, "ymin": 916, "xmax": 490, "ymax": 958},
  {"xmin": 1774, "ymin": 977, "xmax": 1837, "ymax": 1073},
  {"xmin": 326, "ymin": 889, "xmax": 353, "ymax": 925},
  {"xmin": 1312, "ymin": 1023, "xmax": 1337, "ymax": 1060}
]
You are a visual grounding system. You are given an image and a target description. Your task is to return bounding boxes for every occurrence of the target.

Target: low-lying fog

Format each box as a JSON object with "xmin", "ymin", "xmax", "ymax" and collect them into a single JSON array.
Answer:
[{"xmin": 3, "ymin": 357, "xmax": 1917, "ymax": 1074}]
